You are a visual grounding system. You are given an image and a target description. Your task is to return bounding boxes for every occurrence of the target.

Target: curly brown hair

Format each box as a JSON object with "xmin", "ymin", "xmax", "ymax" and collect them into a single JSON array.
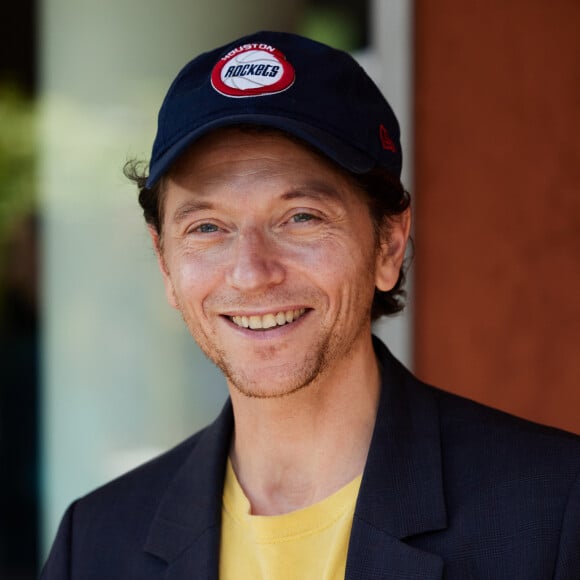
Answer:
[{"xmin": 124, "ymin": 128, "xmax": 411, "ymax": 320}]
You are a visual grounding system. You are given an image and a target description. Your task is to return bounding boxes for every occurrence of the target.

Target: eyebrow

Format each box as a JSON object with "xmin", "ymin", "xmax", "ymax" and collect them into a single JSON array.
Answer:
[
  {"xmin": 171, "ymin": 201, "xmax": 215, "ymax": 224},
  {"xmin": 169, "ymin": 181, "xmax": 343, "ymax": 224},
  {"xmin": 280, "ymin": 182, "xmax": 342, "ymax": 202}
]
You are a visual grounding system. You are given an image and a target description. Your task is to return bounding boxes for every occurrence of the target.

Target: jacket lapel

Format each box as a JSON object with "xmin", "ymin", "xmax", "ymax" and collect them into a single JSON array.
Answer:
[
  {"xmin": 346, "ymin": 527, "xmax": 444, "ymax": 580},
  {"xmin": 143, "ymin": 400, "xmax": 234, "ymax": 580},
  {"xmin": 345, "ymin": 338, "xmax": 447, "ymax": 579}
]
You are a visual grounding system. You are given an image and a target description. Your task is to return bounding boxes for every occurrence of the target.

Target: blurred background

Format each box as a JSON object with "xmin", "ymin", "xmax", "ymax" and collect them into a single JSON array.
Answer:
[{"xmin": 0, "ymin": 0, "xmax": 578, "ymax": 577}]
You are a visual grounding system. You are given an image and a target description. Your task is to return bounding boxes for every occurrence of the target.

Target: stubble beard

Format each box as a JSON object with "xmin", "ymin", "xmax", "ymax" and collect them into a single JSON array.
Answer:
[
  {"xmin": 196, "ymin": 325, "xmax": 333, "ymax": 399},
  {"xmin": 181, "ymin": 304, "xmax": 372, "ymax": 400},
  {"xmin": 221, "ymin": 332, "xmax": 332, "ymax": 399}
]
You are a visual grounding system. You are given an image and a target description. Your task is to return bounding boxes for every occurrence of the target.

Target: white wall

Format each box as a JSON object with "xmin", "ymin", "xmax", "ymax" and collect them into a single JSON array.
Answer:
[{"xmin": 367, "ymin": 0, "xmax": 415, "ymax": 366}]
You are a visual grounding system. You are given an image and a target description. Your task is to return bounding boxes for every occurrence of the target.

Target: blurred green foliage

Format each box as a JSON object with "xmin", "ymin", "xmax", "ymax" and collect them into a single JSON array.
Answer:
[
  {"xmin": 299, "ymin": 5, "xmax": 363, "ymax": 52},
  {"xmin": 0, "ymin": 84, "xmax": 37, "ymax": 250}
]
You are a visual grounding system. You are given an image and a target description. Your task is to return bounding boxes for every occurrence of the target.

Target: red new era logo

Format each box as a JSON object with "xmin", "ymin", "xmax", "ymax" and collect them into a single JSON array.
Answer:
[{"xmin": 379, "ymin": 124, "xmax": 397, "ymax": 152}]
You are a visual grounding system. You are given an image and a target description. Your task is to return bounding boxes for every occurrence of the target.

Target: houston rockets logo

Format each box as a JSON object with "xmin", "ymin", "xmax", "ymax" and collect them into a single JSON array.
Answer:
[{"xmin": 211, "ymin": 43, "xmax": 295, "ymax": 97}]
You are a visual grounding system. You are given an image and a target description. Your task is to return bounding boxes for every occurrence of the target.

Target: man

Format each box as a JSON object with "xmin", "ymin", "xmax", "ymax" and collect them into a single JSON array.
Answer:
[{"xmin": 42, "ymin": 30, "xmax": 579, "ymax": 579}]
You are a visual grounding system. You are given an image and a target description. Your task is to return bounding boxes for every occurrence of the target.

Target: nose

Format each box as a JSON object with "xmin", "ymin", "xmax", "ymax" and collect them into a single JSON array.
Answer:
[{"xmin": 225, "ymin": 227, "xmax": 285, "ymax": 291}]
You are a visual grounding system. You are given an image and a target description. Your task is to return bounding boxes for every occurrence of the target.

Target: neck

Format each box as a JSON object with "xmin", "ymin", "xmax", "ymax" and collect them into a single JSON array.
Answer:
[{"xmin": 228, "ymin": 335, "xmax": 381, "ymax": 515}]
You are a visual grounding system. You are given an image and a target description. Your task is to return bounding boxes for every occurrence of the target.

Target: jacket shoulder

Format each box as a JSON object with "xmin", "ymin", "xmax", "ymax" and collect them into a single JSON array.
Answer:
[
  {"xmin": 77, "ymin": 428, "xmax": 209, "ymax": 547},
  {"xmin": 429, "ymin": 381, "xmax": 580, "ymax": 458},
  {"xmin": 41, "ymin": 428, "xmax": 210, "ymax": 580},
  {"xmin": 83, "ymin": 426, "xmax": 207, "ymax": 507}
]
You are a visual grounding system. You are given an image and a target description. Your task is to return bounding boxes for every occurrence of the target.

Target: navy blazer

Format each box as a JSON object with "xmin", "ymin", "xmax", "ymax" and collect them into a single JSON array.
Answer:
[{"xmin": 42, "ymin": 338, "xmax": 580, "ymax": 579}]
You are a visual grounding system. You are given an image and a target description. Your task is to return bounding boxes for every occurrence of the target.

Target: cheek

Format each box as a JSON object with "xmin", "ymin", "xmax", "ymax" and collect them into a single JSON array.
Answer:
[
  {"xmin": 167, "ymin": 252, "xmax": 218, "ymax": 309},
  {"xmin": 293, "ymin": 236, "xmax": 377, "ymax": 299},
  {"xmin": 286, "ymin": 227, "xmax": 375, "ymax": 267}
]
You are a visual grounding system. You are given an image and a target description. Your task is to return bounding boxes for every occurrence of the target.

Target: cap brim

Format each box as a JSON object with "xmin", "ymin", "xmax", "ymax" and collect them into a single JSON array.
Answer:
[{"xmin": 146, "ymin": 114, "xmax": 377, "ymax": 188}]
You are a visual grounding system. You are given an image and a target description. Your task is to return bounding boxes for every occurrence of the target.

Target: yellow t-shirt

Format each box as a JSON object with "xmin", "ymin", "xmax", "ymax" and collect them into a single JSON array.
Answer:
[{"xmin": 219, "ymin": 459, "xmax": 362, "ymax": 580}]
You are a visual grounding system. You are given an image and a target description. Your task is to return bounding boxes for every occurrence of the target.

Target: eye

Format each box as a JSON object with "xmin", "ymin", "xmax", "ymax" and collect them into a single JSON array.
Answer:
[
  {"xmin": 290, "ymin": 212, "xmax": 316, "ymax": 224},
  {"xmin": 191, "ymin": 222, "xmax": 220, "ymax": 234}
]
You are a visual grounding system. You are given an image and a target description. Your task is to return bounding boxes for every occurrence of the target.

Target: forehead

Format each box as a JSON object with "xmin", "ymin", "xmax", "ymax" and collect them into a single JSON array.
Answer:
[{"xmin": 166, "ymin": 126, "xmax": 357, "ymax": 189}]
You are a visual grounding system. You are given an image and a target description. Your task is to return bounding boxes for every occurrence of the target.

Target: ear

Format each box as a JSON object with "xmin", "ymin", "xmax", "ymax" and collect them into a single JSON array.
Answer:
[
  {"xmin": 375, "ymin": 208, "xmax": 411, "ymax": 292},
  {"xmin": 147, "ymin": 225, "xmax": 179, "ymax": 310}
]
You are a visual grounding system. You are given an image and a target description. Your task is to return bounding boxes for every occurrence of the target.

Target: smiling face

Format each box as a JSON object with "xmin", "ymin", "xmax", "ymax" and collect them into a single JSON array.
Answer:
[{"xmin": 151, "ymin": 128, "xmax": 409, "ymax": 399}]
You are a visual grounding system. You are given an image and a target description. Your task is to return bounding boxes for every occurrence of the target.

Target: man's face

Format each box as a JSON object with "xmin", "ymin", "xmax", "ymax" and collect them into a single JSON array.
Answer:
[{"xmin": 152, "ymin": 128, "xmax": 408, "ymax": 398}]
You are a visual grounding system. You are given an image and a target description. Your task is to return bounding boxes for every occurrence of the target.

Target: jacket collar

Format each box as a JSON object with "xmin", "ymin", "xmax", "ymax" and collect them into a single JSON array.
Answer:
[
  {"xmin": 144, "ymin": 337, "xmax": 447, "ymax": 579},
  {"xmin": 345, "ymin": 337, "xmax": 447, "ymax": 579},
  {"xmin": 143, "ymin": 400, "xmax": 233, "ymax": 578}
]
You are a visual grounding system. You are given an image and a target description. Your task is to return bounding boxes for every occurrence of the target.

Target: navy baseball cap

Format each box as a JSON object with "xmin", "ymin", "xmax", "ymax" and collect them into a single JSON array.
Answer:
[{"xmin": 146, "ymin": 30, "xmax": 402, "ymax": 188}]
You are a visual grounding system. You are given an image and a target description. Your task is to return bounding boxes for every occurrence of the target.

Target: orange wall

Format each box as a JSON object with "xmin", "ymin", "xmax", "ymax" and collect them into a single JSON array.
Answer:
[{"xmin": 413, "ymin": 0, "xmax": 580, "ymax": 434}]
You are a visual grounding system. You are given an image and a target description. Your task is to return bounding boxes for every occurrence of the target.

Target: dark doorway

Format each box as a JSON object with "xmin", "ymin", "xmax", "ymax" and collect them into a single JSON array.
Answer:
[{"xmin": 0, "ymin": 1, "xmax": 39, "ymax": 578}]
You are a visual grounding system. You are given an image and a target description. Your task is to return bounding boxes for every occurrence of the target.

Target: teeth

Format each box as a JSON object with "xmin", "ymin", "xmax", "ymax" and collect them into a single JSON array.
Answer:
[
  {"xmin": 262, "ymin": 314, "xmax": 277, "ymax": 329},
  {"xmin": 231, "ymin": 308, "xmax": 306, "ymax": 330}
]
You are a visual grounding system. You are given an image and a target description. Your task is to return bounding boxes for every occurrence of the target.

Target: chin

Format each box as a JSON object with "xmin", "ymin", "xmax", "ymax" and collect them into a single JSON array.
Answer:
[{"xmin": 223, "ymin": 358, "xmax": 324, "ymax": 400}]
